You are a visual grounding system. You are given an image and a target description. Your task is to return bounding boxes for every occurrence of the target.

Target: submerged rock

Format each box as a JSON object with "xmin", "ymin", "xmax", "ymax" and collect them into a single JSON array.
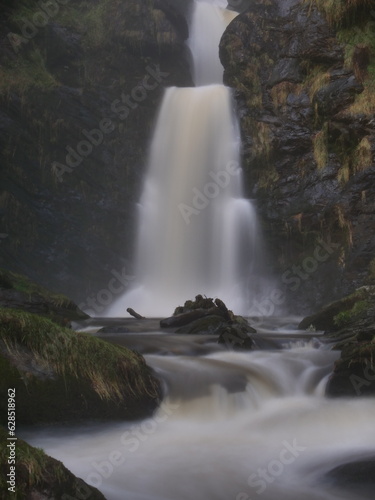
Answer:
[{"xmin": 326, "ymin": 457, "xmax": 375, "ymax": 498}]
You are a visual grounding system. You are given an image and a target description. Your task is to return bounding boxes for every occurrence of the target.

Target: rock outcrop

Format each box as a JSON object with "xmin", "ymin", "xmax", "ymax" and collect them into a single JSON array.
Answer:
[
  {"xmin": 0, "ymin": 0, "xmax": 192, "ymax": 306},
  {"xmin": 299, "ymin": 286, "xmax": 375, "ymax": 397},
  {"xmin": 220, "ymin": 0, "xmax": 375, "ymax": 312},
  {"xmin": 161, "ymin": 295, "xmax": 256, "ymax": 349},
  {"xmin": 0, "ymin": 308, "xmax": 162, "ymax": 424}
]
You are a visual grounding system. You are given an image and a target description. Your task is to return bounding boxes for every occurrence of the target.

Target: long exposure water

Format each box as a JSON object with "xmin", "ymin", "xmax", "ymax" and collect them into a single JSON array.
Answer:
[
  {"xmin": 22, "ymin": 317, "xmax": 375, "ymax": 500},
  {"xmin": 107, "ymin": 0, "xmax": 263, "ymax": 318}
]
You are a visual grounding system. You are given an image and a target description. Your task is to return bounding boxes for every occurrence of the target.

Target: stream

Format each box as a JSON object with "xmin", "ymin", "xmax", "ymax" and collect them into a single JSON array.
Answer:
[{"xmin": 21, "ymin": 318, "xmax": 375, "ymax": 500}]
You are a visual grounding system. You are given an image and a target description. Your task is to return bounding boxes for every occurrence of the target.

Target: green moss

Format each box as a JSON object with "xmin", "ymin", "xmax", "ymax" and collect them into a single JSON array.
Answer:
[
  {"xmin": 0, "ymin": 268, "xmax": 79, "ymax": 311},
  {"xmin": 306, "ymin": 0, "xmax": 374, "ymax": 26},
  {"xmin": 0, "ymin": 48, "xmax": 57, "ymax": 94},
  {"xmin": 0, "ymin": 308, "xmax": 160, "ymax": 423},
  {"xmin": 0, "ymin": 426, "xmax": 105, "ymax": 499},
  {"xmin": 334, "ymin": 300, "xmax": 370, "ymax": 327}
]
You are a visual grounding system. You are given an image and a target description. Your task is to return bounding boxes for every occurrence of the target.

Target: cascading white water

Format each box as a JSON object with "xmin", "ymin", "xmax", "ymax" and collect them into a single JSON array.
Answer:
[
  {"xmin": 107, "ymin": 0, "xmax": 261, "ymax": 318},
  {"xmin": 187, "ymin": 1, "xmax": 237, "ymax": 85},
  {"xmin": 22, "ymin": 339, "xmax": 375, "ymax": 500}
]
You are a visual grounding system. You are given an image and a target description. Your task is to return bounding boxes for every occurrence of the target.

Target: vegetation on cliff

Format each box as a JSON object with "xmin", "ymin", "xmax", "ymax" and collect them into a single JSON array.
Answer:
[
  {"xmin": 0, "ymin": 0, "xmax": 192, "ymax": 305},
  {"xmin": 220, "ymin": 0, "xmax": 375, "ymax": 310}
]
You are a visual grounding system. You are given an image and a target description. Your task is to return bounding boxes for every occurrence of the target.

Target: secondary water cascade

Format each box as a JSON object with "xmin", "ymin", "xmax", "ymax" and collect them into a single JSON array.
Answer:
[
  {"xmin": 21, "ymin": 2, "xmax": 375, "ymax": 500},
  {"xmin": 107, "ymin": 0, "xmax": 259, "ymax": 318},
  {"xmin": 23, "ymin": 330, "xmax": 375, "ymax": 500}
]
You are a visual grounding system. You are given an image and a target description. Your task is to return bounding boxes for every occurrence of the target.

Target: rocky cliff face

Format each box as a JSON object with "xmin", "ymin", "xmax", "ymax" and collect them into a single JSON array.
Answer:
[
  {"xmin": 0, "ymin": 0, "xmax": 374, "ymax": 314},
  {"xmin": 221, "ymin": 0, "xmax": 375, "ymax": 311},
  {"xmin": 0, "ymin": 0, "xmax": 192, "ymax": 307}
]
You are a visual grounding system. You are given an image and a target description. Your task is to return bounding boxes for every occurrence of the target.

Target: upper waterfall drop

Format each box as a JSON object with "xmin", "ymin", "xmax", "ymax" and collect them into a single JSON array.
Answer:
[
  {"xmin": 187, "ymin": 1, "xmax": 237, "ymax": 86},
  {"xmin": 106, "ymin": 0, "xmax": 265, "ymax": 318}
]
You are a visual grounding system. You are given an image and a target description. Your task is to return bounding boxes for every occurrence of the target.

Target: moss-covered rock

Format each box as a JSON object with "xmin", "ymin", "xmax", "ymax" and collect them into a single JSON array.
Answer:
[
  {"xmin": 326, "ymin": 339, "xmax": 375, "ymax": 397},
  {"xmin": 298, "ymin": 286, "xmax": 375, "ymax": 332},
  {"xmin": 0, "ymin": 267, "xmax": 88, "ymax": 326},
  {"xmin": 300, "ymin": 287, "xmax": 375, "ymax": 396},
  {"xmin": 0, "ymin": 308, "xmax": 161, "ymax": 424},
  {"xmin": 0, "ymin": 426, "xmax": 106, "ymax": 499},
  {"xmin": 164, "ymin": 296, "xmax": 256, "ymax": 349}
]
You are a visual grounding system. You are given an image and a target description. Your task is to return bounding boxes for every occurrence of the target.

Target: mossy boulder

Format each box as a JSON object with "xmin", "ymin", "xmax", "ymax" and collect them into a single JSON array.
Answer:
[
  {"xmin": 298, "ymin": 286, "xmax": 375, "ymax": 332},
  {"xmin": 326, "ymin": 340, "xmax": 375, "ymax": 397},
  {"xmin": 0, "ymin": 308, "xmax": 161, "ymax": 424},
  {"xmin": 0, "ymin": 268, "xmax": 89, "ymax": 327},
  {"xmin": 164, "ymin": 296, "xmax": 256, "ymax": 350},
  {"xmin": 0, "ymin": 426, "xmax": 106, "ymax": 499},
  {"xmin": 302, "ymin": 287, "xmax": 375, "ymax": 397}
]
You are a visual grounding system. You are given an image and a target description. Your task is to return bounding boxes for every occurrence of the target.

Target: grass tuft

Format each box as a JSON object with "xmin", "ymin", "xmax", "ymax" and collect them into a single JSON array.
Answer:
[{"xmin": 0, "ymin": 308, "xmax": 159, "ymax": 402}]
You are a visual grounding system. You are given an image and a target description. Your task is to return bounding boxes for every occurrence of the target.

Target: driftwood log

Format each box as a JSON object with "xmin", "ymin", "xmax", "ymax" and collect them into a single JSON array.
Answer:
[{"xmin": 127, "ymin": 308, "xmax": 146, "ymax": 319}]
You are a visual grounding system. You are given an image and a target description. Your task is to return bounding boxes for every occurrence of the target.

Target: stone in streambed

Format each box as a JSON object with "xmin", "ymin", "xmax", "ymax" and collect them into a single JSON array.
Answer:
[
  {"xmin": 326, "ymin": 458, "xmax": 375, "ymax": 497},
  {"xmin": 162, "ymin": 296, "xmax": 256, "ymax": 350},
  {"xmin": 176, "ymin": 315, "xmax": 225, "ymax": 334}
]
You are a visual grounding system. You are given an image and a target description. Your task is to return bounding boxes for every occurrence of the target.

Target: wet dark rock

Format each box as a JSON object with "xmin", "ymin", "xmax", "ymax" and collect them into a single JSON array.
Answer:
[
  {"xmin": 176, "ymin": 315, "xmax": 224, "ymax": 334},
  {"xmin": 302, "ymin": 287, "xmax": 375, "ymax": 397},
  {"xmin": 313, "ymin": 76, "xmax": 363, "ymax": 118},
  {"xmin": 162, "ymin": 296, "xmax": 256, "ymax": 350},
  {"xmin": 268, "ymin": 58, "xmax": 303, "ymax": 86},
  {"xmin": 0, "ymin": 0, "xmax": 193, "ymax": 306},
  {"xmin": 220, "ymin": 0, "xmax": 375, "ymax": 312},
  {"xmin": 217, "ymin": 323, "xmax": 255, "ymax": 350},
  {"xmin": 327, "ymin": 458, "xmax": 375, "ymax": 497},
  {"xmin": 0, "ymin": 427, "xmax": 107, "ymax": 500}
]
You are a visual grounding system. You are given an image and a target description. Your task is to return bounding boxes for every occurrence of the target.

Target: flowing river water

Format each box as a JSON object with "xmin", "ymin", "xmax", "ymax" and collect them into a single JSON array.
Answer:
[{"xmin": 22, "ymin": 317, "xmax": 375, "ymax": 500}]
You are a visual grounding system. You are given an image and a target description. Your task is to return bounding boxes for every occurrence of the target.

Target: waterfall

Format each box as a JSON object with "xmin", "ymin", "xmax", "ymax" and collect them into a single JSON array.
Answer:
[
  {"xmin": 187, "ymin": 1, "xmax": 237, "ymax": 85},
  {"xmin": 107, "ymin": 0, "xmax": 262, "ymax": 318}
]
